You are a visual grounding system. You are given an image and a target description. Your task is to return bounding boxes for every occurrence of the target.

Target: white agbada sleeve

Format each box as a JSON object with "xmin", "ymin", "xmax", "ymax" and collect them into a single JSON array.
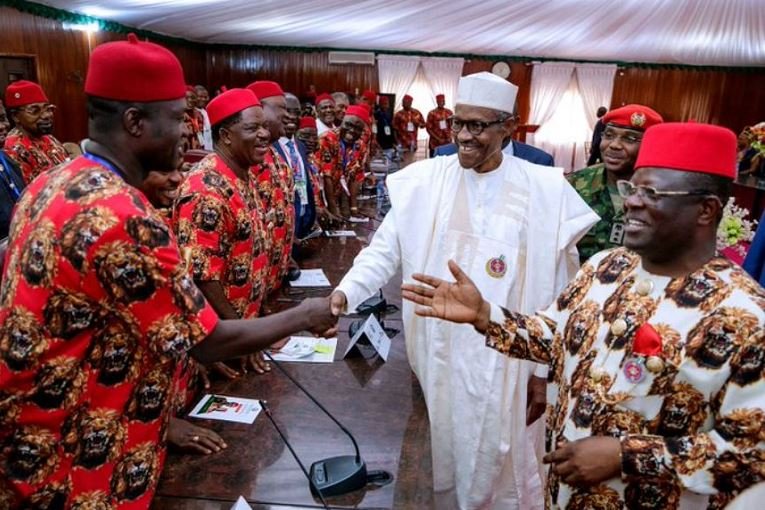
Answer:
[{"xmin": 335, "ymin": 209, "xmax": 402, "ymax": 312}]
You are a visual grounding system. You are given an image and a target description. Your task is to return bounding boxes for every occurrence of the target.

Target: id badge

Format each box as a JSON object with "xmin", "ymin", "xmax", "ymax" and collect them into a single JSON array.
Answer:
[
  {"xmin": 439, "ymin": 120, "xmax": 447, "ymax": 130},
  {"xmin": 609, "ymin": 222, "xmax": 625, "ymax": 244},
  {"xmin": 372, "ymin": 124, "xmax": 378, "ymax": 134},
  {"xmin": 407, "ymin": 122, "xmax": 415, "ymax": 132},
  {"xmin": 384, "ymin": 126, "xmax": 391, "ymax": 136}
]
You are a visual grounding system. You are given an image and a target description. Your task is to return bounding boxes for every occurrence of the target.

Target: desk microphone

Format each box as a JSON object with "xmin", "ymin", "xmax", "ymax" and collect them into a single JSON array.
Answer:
[
  {"xmin": 259, "ymin": 400, "xmax": 330, "ymax": 510},
  {"xmin": 262, "ymin": 351, "xmax": 370, "ymax": 498}
]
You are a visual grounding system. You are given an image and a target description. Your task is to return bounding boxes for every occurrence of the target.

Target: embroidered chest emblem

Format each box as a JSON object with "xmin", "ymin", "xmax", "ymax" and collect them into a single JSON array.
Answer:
[{"xmin": 486, "ymin": 255, "xmax": 507, "ymax": 279}]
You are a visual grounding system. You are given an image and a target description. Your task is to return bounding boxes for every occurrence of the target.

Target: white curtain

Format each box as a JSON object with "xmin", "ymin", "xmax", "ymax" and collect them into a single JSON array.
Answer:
[
  {"xmin": 420, "ymin": 56, "xmax": 465, "ymax": 111},
  {"xmin": 528, "ymin": 62, "xmax": 576, "ymax": 133},
  {"xmin": 576, "ymin": 63, "xmax": 617, "ymax": 128},
  {"xmin": 377, "ymin": 54, "xmax": 421, "ymax": 111}
]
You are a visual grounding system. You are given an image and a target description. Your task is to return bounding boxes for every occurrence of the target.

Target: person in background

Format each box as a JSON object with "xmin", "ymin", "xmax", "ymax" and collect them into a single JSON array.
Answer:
[
  {"xmin": 246, "ymin": 80, "xmax": 295, "ymax": 293},
  {"xmin": 374, "ymin": 96, "xmax": 397, "ymax": 163},
  {"xmin": 296, "ymin": 116, "xmax": 331, "ymax": 221},
  {"xmin": 0, "ymin": 99, "xmax": 9, "ymax": 147},
  {"xmin": 315, "ymin": 93, "xmax": 335, "ymax": 136},
  {"xmin": 393, "ymin": 94, "xmax": 426, "ymax": 166},
  {"xmin": 332, "ymin": 91, "xmax": 350, "ymax": 127},
  {"xmin": 586, "ymin": 105, "xmax": 608, "ymax": 166},
  {"xmin": 0, "ymin": 34, "xmax": 337, "ymax": 509},
  {"xmin": 181, "ymin": 85, "xmax": 204, "ymax": 153},
  {"xmin": 331, "ymin": 72, "xmax": 598, "ymax": 510},
  {"xmin": 0, "ymin": 100, "xmax": 24, "ymax": 239},
  {"xmin": 3, "ymin": 80, "xmax": 68, "ymax": 184},
  {"xmin": 426, "ymin": 94, "xmax": 453, "ymax": 157},
  {"xmin": 276, "ymin": 93, "xmax": 316, "ymax": 244},
  {"xmin": 568, "ymin": 104, "xmax": 663, "ymax": 262},
  {"xmin": 194, "ymin": 84, "xmax": 213, "ymax": 150},
  {"xmin": 315, "ymin": 105, "xmax": 368, "ymax": 218},
  {"xmin": 402, "ymin": 122, "xmax": 764, "ymax": 510}
]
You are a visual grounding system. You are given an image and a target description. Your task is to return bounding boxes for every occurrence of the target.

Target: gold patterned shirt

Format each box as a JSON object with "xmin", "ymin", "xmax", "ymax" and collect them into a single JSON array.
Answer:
[{"xmin": 485, "ymin": 247, "xmax": 765, "ymax": 509}]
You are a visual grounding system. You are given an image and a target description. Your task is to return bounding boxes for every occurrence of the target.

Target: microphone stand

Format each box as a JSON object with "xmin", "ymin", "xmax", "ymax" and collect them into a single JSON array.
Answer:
[
  {"xmin": 259, "ymin": 400, "xmax": 331, "ymax": 509},
  {"xmin": 262, "ymin": 351, "xmax": 368, "ymax": 497}
]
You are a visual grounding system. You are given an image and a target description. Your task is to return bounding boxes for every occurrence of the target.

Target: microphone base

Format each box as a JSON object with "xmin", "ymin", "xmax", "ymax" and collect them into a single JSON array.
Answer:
[{"xmin": 309, "ymin": 455, "xmax": 367, "ymax": 497}]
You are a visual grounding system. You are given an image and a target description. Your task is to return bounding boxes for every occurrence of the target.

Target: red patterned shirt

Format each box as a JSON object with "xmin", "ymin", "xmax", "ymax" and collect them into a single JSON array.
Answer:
[
  {"xmin": 393, "ymin": 108, "xmax": 425, "ymax": 150},
  {"xmin": 315, "ymin": 129, "xmax": 365, "ymax": 185},
  {"xmin": 251, "ymin": 147, "xmax": 294, "ymax": 293},
  {"xmin": 174, "ymin": 153, "xmax": 269, "ymax": 319},
  {"xmin": 181, "ymin": 110, "xmax": 204, "ymax": 153},
  {"xmin": 3, "ymin": 127, "xmax": 69, "ymax": 184},
  {"xmin": 426, "ymin": 107, "xmax": 454, "ymax": 150},
  {"xmin": 0, "ymin": 156, "xmax": 218, "ymax": 509}
]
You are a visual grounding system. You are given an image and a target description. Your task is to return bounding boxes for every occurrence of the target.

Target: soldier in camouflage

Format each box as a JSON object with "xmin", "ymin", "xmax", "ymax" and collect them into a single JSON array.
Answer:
[{"xmin": 567, "ymin": 104, "xmax": 663, "ymax": 262}]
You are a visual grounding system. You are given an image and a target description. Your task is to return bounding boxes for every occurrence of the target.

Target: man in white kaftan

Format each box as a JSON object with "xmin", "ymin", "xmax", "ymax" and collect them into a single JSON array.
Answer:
[{"xmin": 330, "ymin": 72, "xmax": 599, "ymax": 510}]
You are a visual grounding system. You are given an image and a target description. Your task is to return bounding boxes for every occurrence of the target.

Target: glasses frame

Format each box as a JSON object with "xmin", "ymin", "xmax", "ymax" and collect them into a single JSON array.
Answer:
[
  {"xmin": 616, "ymin": 180, "xmax": 713, "ymax": 202},
  {"xmin": 449, "ymin": 116, "xmax": 508, "ymax": 136},
  {"xmin": 18, "ymin": 104, "xmax": 56, "ymax": 118}
]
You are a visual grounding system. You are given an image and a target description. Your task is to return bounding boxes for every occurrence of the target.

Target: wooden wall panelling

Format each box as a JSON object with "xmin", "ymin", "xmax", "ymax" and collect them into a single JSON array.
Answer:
[{"xmin": 205, "ymin": 48, "xmax": 378, "ymax": 99}]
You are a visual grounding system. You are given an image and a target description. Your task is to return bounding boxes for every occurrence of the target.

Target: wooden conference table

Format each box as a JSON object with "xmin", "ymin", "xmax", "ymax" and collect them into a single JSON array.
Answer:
[{"xmin": 153, "ymin": 199, "xmax": 435, "ymax": 509}]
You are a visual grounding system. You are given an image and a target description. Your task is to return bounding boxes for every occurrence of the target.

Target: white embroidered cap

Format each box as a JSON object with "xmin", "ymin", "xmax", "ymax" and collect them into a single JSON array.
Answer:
[{"xmin": 456, "ymin": 72, "xmax": 517, "ymax": 114}]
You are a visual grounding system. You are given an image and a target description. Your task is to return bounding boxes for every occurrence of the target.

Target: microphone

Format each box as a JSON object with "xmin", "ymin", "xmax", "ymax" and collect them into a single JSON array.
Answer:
[
  {"xmin": 259, "ymin": 400, "xmax": 330, "ymax": 510},
  {"xmin": 262, "ymin": 351, "xmax": 369, "ymax": 498}
]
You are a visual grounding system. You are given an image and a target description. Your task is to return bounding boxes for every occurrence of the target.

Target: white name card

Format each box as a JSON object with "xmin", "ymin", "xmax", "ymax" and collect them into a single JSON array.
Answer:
[{"xmin": 343, "ymin": 314, "xmax": 391, "ymax": 362}]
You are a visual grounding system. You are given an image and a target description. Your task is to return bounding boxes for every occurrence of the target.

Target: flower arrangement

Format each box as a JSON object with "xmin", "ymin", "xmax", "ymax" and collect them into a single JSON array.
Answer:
[{"xmin": 717, "ymin": 198, "xmax": 757, "ymax": 256}]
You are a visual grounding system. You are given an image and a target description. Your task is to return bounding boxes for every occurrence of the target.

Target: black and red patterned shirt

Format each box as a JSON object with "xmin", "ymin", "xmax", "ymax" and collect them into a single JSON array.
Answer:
[
  {"xmin": 0, "ymin": 155, "xmax": 218, "ymax": 509},
  {"xmin": 174, "ymin": 153, "xmax": 269, "ymax": 319},
  {"xmin": 3, "ymin": 127, "xmax": 69, "ymax": 184},
  {"xmin": 485, "ymin": 247, "xmax": 765, "ymax": 509},
  {"xmin": 315, "ymin": 129, "xmax": 366, "ymax": 184},
  {"xmin": 251, "ymin": 147, "xmax": 294, "ymax": 293}
]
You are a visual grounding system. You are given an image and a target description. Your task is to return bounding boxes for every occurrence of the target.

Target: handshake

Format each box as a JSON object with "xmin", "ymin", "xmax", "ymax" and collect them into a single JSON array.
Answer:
[{"xmin": 293, "ymin": 291, "xmax": 350, "ymax": 337}]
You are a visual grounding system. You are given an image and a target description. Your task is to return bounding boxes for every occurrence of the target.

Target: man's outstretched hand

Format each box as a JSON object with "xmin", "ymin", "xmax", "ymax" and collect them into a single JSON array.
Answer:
[{"xmin": 401, "ymin": 260, "xmax": 491, "ymax": 333}]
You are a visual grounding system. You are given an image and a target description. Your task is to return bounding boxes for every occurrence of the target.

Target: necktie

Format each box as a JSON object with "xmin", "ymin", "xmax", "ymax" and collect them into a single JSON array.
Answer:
[{"xmin": 287, "ymin": 140, "xmax": 308, "ymax": 206}]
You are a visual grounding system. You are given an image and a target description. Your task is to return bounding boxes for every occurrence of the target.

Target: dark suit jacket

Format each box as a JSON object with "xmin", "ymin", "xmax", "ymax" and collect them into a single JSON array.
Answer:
[
  {"xmin": 0, "ymin": 151, "xmax": 25, "ymax": 240},
  {"xmin": 273, "ymin": 139, "xmax": 316, "ymax": 239},
  {"xmin": 433, "ymin": 140, "xmax": 554, "ymax": 166}
]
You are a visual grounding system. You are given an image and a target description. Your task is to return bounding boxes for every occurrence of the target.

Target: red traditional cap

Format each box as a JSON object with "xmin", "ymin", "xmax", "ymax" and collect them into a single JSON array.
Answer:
[
  {"xmin": 186, "ymin": 85, "xmax": 195, "ymax": 92},
  {"xmin": 403, "ymin": 94, "xmax": 413, "ymax": 102},
  {"xmin": 299, "ymin": 116, "xmax": 317, "ymax": 130},
  {"xmin": 345, "ymin": 105, "xmax": 370, "ymax": 123},
  {"xmin": 635, "ymin": 122, "xmax": 737, "ymax": 179},
  {"xmin": 603, "ymin": 104, "xmax": 663, "ymax": 131},
  {"xmin": 316, "ymin": 93, "xmax": 334, "ymax": 105},
  {"xmin": 362, "ymin": 90, "xmax": 377, "ymax": 102},
  {"xmin": 436, "ymin": 94, "xmax": 445, "ymax": 101},
  {"xmin": 4, "ymin": 80, "xmax": 48, "ymax": 108},
  {"xmin": 246, "ymin": 81, "xmax": 284, "ymax": 100},
  {"xmin": 207, "ymin": 88, "xmax": 261, "ymax": 127},
  {"xmin": 85, "ymin": 33, "xmax": 186, "ymax": 102}
]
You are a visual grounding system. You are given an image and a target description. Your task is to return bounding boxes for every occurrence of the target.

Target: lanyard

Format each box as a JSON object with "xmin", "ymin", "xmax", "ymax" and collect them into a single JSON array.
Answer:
[
  {"xmin": 0, "ymin": 153, "xmax": 21, "ymax": 200},
  {"xmin": 83, "ymin": 152, "xmax": 125, "ymax": 180}
]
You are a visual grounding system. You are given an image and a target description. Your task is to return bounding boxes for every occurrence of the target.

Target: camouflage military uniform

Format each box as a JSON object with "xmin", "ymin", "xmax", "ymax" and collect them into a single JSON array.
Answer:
[{"xmin": 566, "ymin": 163, "xmax": 624, "ymax": 262}]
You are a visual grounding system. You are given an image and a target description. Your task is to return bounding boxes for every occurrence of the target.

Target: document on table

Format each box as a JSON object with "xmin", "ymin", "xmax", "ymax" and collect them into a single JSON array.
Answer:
[
  {"xmin": 268, "ymin": 336, "xmax": 337, "ymax": 363},
  {"xmin": 189, "ymin": 394, "xmax": 262, "ymax": 424},
  {"xmin": 348, "ymin": 216, "xmax": 370, "ymax": 223},
  {"xmin": 326, "ymin": 230, "xmax": 357, "ymax": 237},
  {"xmin": 290, "ymin": 268, "xmax": 331, "ymax": 287}
]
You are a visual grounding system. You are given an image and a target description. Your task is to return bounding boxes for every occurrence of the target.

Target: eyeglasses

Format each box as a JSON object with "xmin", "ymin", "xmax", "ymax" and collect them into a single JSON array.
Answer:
[
  {"xmin": 602, "ymin": 130, "xmax": 642, "ymax": 144},
  {"xmin": 19, "ymin": 104, "xmax": 56, "ymax": 117},
  {"xmin": 616, "ymin": 180, "xmax": 712, "ymax": 202},
  {"xmin": 450, "ymin": 117, "xmax": 507, "ymax": 136}
]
